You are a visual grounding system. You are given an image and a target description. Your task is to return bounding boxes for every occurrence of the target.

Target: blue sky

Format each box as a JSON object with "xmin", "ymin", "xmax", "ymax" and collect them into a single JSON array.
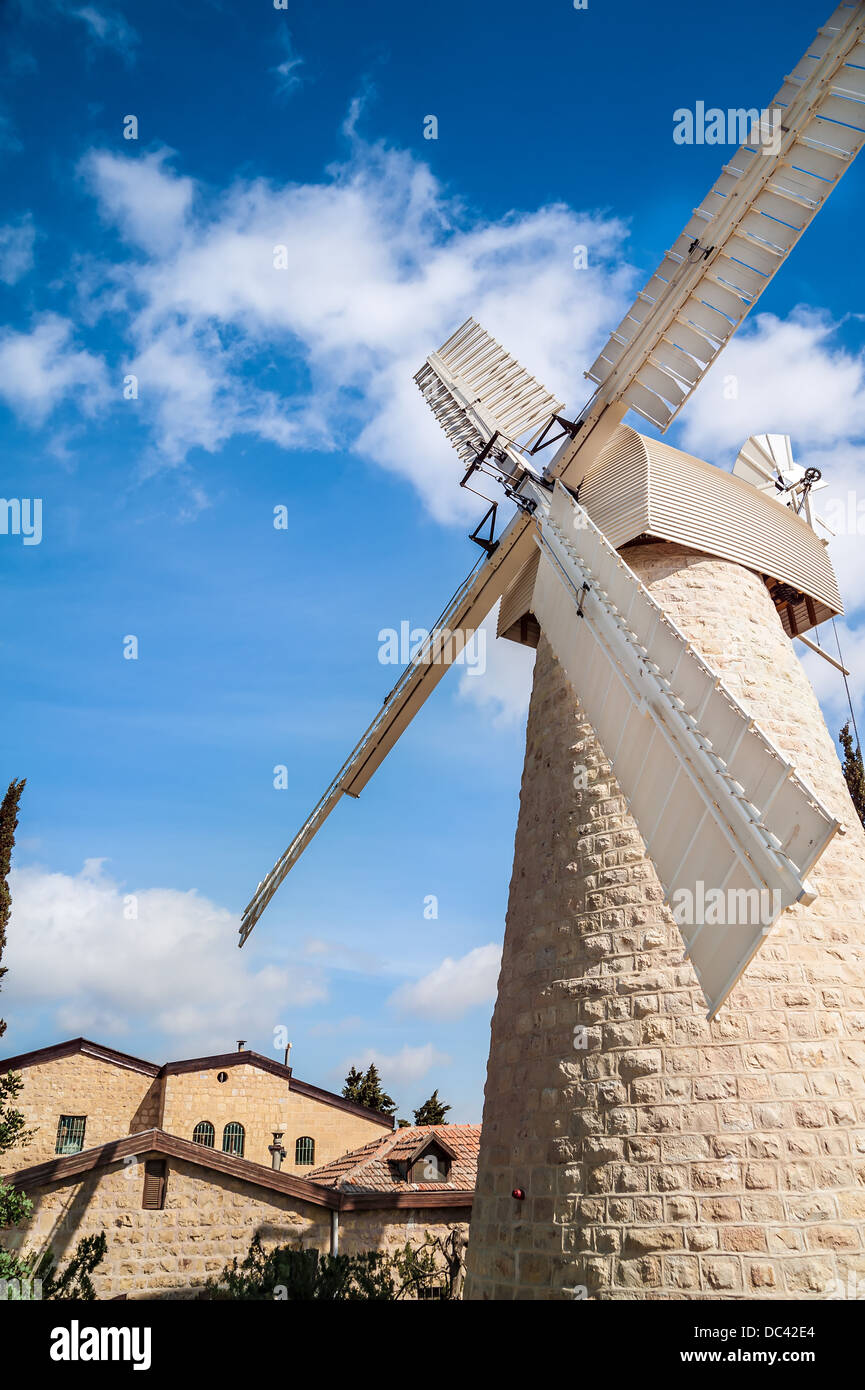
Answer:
[{"xmin": 1, "ymin": 0, "xmax": 864, "ymax": 1123}]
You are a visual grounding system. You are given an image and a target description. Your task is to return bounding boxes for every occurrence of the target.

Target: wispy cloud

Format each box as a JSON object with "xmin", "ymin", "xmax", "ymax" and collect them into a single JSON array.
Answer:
[
  {"xmin": 12, "ymin": 2, "xmax": 139, "ymax": 60},
  {"xmin": 389, "ymin": 943, "xmax": 501, "ymax": 1020},
  {"xmin": 0, "ymin": 313, "xmax": 109, "ymax": 423},
  {"xmin": 271, "ymin": 29, "xmax": 304, "ymax": 96},
  {"xmin": 0, "ymin": 215, "xmax": 35, "ymax": 284},
  {"xmin": 71, "ymin": 4, "xmax": 139, "ymax": 56},
  {"xmin": 342, "ymin": 1042, "xmax": 450, "ymax": 1087}
]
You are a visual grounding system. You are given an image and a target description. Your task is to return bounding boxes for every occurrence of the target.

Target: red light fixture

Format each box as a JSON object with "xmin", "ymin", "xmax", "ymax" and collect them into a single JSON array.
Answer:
[{"xmin": 512, "ymin": 1187, "xmax": 525, "ymax": 1201}]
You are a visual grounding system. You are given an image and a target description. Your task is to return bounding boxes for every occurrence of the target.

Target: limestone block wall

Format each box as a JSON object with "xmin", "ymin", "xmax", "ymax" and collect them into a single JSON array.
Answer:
[
  {"xmin": 5, "ymin": 1154, "xmax": 470, "ymax": 1298},
  {"xmin": 0, "ymin": 1054, "xmax": 163, "ymax": 1175},
  {"xmin": 465, "ymin": 544, "xmax": 865, "ymax": 1300},
  {"xmin": 4, "ymin": 1155, "xmax": 330, "ymax": 1298},
  {"xmin": 338, "ymin": 1209, "xmax": 471, "ymax": 1259},
  {"xmin": 339, "ymin": 1209, "xmax": 471, "ymax": 1296},
  {"xmin": 160, "ymin": 1066, "xmax": 389, "ymax": 1172}
]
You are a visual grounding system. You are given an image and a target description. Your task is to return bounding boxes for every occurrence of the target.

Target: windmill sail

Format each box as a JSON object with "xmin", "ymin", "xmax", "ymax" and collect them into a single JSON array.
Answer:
[
  {"xmin": 584, "ymin": 2, "xmax": 865, "ymax": 431},
  {"xmin": 526, "ymin": 479, "xmax": 839, "ymax": 1017},
  {"xmin": 238, "ymin": 508, "xmax": 536, "ymax": 944},
  {"xmin": 239, "ymin": 4, "xmax": 862, "ymax": 953},
  {"xmin": 732, "ymin": 433, "xmax": 794, "ymax": 490},
  {"xmin": 414, "ymin": 318, "xmax": 563, "ymax": 476}
]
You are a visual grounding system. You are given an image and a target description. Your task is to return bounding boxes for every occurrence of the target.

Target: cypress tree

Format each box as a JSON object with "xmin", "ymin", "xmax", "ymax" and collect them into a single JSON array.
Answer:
[
  {"xmin": 839, "ymin": 723, "xmax": 865, "ymax": 829},
  {"xmin": 0, "ymin": 779, "xmax": 26, "ymax": 1042}
]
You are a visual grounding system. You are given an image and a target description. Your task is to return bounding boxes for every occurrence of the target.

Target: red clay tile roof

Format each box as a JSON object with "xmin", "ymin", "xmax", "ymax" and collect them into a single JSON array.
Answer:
[{"xmin": 308, "ymin": 1124, "xmax": 480, "ymax": 1195}]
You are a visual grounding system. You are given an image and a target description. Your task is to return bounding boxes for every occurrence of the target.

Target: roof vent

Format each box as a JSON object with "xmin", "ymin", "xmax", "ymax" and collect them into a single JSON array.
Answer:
[{"xmin": 237, "ymin": 1039, "xmax": 247, "ymax": 1051}]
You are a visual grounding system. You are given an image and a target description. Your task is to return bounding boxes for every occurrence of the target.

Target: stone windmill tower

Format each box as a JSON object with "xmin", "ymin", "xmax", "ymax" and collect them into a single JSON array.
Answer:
[{"xmin": 239, "ymin": 2, "xmax": 865, "ymax": 1299}]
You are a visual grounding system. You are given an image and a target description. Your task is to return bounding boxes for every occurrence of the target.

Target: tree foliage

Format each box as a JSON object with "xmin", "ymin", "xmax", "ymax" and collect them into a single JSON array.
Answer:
[
  {"xmin": 202, "ymin": 1230, "xmax": 463, "ymax": 1300},
  {"xmin": 413, "ymin": 1089, "xmax": 451, "ymax": 1126},
  {"xmin": 0, "ymin": 1071, "xmax": 35, "ymax": 1159},
  {"xmin": 0, "ymin": 1233, "xmax": 108, "ymax": 1301},
  {"xmin": 0, "ymin": 1069, "xmax": 106, "ymax": 1299},
  {"xmin": 0, "ymin": 778, "xmax": 26, "ymax": 1041},
  {"xmin": 36, "ymin": 1233, "xmax": 108, "ymax": 1300},
  {"xmin": 840, "ymin": 722, "xmax": 865, "ymax": 829},
  {"xmin": 342, "ymin": 1063, "xmax": 397, "ymax": 1116},
  {"xmin": 0, "ymin": 779, "xmax": 108, "ymax": 1299},
  {"xmin": 0, "ymin": 1071, "xmax": 36, "ymax": 1247}
]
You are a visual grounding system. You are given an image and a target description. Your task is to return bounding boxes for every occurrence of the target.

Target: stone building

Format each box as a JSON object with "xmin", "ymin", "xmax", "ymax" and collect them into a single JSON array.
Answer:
[
  {"xmin": 0, "ymin": 1036, "xmax": 393, "ymax": 1177},
  {"xmin": 3, "ymin": 1124, "xmax": 478, "ymax": 1298},
  {"xmin": 0, "ymin": 1036, "xmax": 478, "ymax": 1298}
]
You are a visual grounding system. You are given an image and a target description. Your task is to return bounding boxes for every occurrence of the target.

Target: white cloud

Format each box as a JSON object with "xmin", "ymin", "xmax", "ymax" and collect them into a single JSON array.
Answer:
[
  {"xmin": 79, "ymin": 138, "xmax": 636, "ymax": 518},
  {"xmin": 14, "ymin": 2, "xmax": 139, "ymax": 59},
  {"xmin": 4, "ymin": 860, "xmax": 326, "ymax": 1055},
  {"xmin": 389, "ymin": 943, "xmax": 501, "ymax": 1020},
  {"xmin": 272, "ymin": 30, "xmax": 304, "ymax": 95},
  {"xmin": 0, "ymin": 217, "xmax": 34, "ymax": 284},
  {"xmin": 800, "ymin": 443, "xmax": 865, "ymax": 617},
  {"xmin": 798, "ymin": 619, "xmax": 865, "ymax": 734},
  {"xmin": 0, "ymin": 314, "xmax": 108, "ymax": 423},
  {"xmin": 70, "ymin": 5, "xmax": 138, "ymax": 57},
  {"xmin": 458, "ymin": 606, "xmax": 536, "ymax": 726},
  {"xmin": 675, "ymin": 306, "xmax": 865, "ymax": 720},
  {"xmin": 344, "ymin": 1042, "xmax": 450, "ymax": 1087},
  {"xmin": 82, "ymin": 148, "xmax": 193, "ymax": 255},
  {"xmin": 678, "ymin": 309, "xmax": 865, "ymax": 464}
]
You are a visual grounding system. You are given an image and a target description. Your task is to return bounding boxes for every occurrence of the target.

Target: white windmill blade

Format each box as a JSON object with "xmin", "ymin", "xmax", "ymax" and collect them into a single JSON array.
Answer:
[
  {"xmin": 733, "ymin": 433, "xmax": 793, "ymax": 490},
  {"xmin": 525, "ymin": 479, "xmax": 839, "ymax": 1018},
  {"xmin": 584, "ymin": 1, "xmax": 865, "ymax": 432},
  {"xmin": 414, "ymin": 318, "xmax": 564, "ymax": 478},
  {"xmin": 239, "ymin": 507, "xmax": 537, "ymax": 944}
]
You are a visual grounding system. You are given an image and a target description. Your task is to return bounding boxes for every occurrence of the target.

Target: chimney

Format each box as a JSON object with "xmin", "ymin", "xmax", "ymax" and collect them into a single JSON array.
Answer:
[
  {"xmin": 269, "ymin": 1131, "xmax": 286, "ymax": 1171},
  {"xmin": 237, "ymin": 1039, "xmax": 247, "ymax": 1052},
  {"xmin": 283, "ymin": 1041, "xmax": 292, "ymax": 1068}
]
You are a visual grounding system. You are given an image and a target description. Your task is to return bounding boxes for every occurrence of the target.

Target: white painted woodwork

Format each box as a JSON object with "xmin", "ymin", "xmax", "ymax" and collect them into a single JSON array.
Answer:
[
  {"xmin": 414, "ymin": 318, "xmax": 562, "ymax": 477},
  {"xmin": 585, "ymin": 3, "xmax": 865, "ymax": 430},
  {"xmin": 526, "ymin": 480, "xmax": 839, "ymax": 1017}
]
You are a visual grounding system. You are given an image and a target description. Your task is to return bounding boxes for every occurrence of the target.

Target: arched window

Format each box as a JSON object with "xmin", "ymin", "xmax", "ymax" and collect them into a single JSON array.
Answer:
[
  {"xmin": 222, "ymin": 1122, "xmax": 245, "ymax": 1158},
  {"xmin": 295, "ymin": 1136, "xmax": 315, "ymax": 1166},
  {"xmin": 192, "ymin": 1121, "xmax": 215, "ymax": 1148}
]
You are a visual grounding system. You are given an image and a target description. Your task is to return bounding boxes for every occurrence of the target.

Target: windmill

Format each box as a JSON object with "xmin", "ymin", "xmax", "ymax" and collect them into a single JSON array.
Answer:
[{"xmin": 239, "ymin": 3, "xmax": 865, "ymax": 1298}]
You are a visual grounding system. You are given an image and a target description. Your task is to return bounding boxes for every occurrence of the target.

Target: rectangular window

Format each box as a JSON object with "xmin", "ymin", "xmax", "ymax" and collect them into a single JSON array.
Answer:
[
  {"xmin": 418, "ymin": 1284, "xmax": 447, "ymax": 1300},
  {"xmin": 142, "ymin": 1159, "xmax": 167, "ymax": 1210},
  {"xmin": 55, "ymin": 1115, "xmax": 86, "ymax": 1156}
]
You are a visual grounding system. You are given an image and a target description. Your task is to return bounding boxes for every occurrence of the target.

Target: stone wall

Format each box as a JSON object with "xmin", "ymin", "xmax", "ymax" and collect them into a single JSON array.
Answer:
[
  {"xmin": 465, "ymin": 544, "xmax": 865, "ymax": 1300},
  {"xmin": 161, "ymin": 1065, "xmax": 389, "ymax": 1172},
  {"xmin": 339, "ymin": 1209, "xmax": 470, "ymax": 1298},
  {"xmin": 4, "ymin": 1154, "xmax": 329, "ymax": 1298},
  {"xmin": 5, "ymin": 1154, "xmax": 470, "ymax": 1299},
  {"xmin": 0, "ymin": 1051, "xmax": 389, "ymax": 1178},
  {"xmin": 0, "ymin": 1054, "xmax": 163, "ymax": 1176},
  {"xmin": 338, "ymin": 1208, "xmax": 470, "ymax": 1259}
]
